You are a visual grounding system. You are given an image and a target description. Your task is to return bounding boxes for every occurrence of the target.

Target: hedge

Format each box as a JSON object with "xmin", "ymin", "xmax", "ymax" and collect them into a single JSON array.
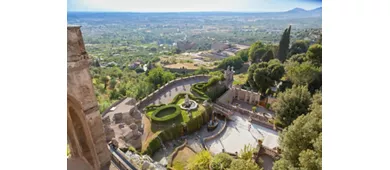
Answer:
[
  {"xmin": 151, "ymin": 105, "xmax": 181, "ymax": 122},
  {"xmin": 145, "ymin": 104, "xmax": 167, "ymax": 111},
  {"xmin": 142, "ymin": 133, "xmax": 162, "ymax": 156}
]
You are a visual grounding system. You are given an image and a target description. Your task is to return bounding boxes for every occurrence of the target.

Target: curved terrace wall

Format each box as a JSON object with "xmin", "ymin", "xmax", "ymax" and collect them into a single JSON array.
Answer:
[{"xmin": 135, "ymin": 75, "xmax": 210, "ymax": 109}]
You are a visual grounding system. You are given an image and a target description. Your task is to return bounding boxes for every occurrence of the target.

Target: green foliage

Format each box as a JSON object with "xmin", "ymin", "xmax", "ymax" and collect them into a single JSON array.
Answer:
[
  {"xmin": 239, "ymin": 144, "xmax": 255, "ymax": 161},
  {"xmin": 236, "ymin": 49, "xmax": 249, "ymax": 62},
  {"xmin": 247, "ymin": 59, "xmax": 284, "ymax": 94},
  {"xmin": 109, "ymin": 88, "xmax": 120, "ymax": 100},
  {"xmin": 277, "ymin": 25, "xmax": 292, "ymax": 62},
  {"xmin": 261, "ymin": 50, "xmax": 274, "ymax": 62},
  {"xmin": 210, "ymin": 153, "xmax": 234, "ymax": 170},
  {"xmin": 194, "ymin": 66, "xmax": 209, "ymax": 75},
  {"xmin": 272, "ymin": 85, "xmax": 312, "ymax": 127},
  {"xmin": 228, "ymin": 159, "xmax": 261, "ymax": 170},
  {"xmin": 187, "ymin": 150, "xmax": 212, "ymax": 170},
  {"xmin": 285, "ymin": 61, "xmax": 321, "ymax": 86},
  {"xmin": 206, "ymin": 76, "xmax": 221, "ymax": 87},
  {"xmin": 147, "ymin": 66, "xmax": 175, "ymax": 88},
  {"xmin": 274, "ymin": 92, "xmax": 322, "ymax": 170},
  {"xmin": 248, "ymin": 41, "xmax": 270, "ymax": 63},
  {"xmin": 288, "ymin": 53, "xmax": 307, "ymax": 64},
  {"xmin": 218, "ymin": 56, "xmax": 244, "ymax": 70},
  {"xmin": 143, "ymin": 134, "xmax": 162, "ymax": 155},
  {"xmin": 288, "ymin": 40, "xmax": 309, "ymax": 57},
  {"xmin": 150, "ymin": 105, "xmax": 181, "ymax": 122},
  {"xmin": 306, "ymin": 44, "xmax": 322, "ymax": 66},
  {"xmin": 135, "ymin": 67, "xmax": 144, "ymax": 73}
]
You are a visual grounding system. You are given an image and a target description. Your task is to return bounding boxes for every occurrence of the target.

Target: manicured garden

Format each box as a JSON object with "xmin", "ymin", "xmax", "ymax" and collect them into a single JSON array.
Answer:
[{"xmin": 141, "ymin": 93, "xmax": 210, "ymax": 156}]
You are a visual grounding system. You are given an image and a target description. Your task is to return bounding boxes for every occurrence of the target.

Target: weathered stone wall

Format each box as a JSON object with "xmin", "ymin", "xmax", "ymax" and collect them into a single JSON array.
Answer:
[{"xmin": 67, "ymin": 26, "xmax": 111, "ymax": 169}]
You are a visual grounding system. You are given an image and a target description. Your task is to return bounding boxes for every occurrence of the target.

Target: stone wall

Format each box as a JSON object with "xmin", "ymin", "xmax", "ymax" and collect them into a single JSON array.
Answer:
[
  {"xmin": 135, "ymin": 75, "xmax": 210, "ymax": 109},
  {"xmin": 67, "ymin": 25, "xmax": 111, "ymax": 169}
]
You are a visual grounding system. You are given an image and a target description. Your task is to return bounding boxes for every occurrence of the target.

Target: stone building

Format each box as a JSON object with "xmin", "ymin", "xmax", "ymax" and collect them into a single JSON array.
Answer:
[{"xmin": 67, "ymin": 26, "xmax": 112, "ymax": 169}]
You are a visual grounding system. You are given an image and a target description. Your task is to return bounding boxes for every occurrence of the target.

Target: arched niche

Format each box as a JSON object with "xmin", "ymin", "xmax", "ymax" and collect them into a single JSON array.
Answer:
[{"xmin": 67, "ymin": 94, "xmax": 100, "ymax": 169}]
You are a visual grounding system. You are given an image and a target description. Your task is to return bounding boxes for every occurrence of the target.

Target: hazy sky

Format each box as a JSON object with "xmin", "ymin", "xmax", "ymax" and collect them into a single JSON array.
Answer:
[{"xmin": 67, "ymin": 0, "xmax": 322, "ymax": 12}]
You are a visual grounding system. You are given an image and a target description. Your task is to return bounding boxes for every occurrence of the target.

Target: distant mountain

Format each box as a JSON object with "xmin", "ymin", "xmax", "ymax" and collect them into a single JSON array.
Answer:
[
  {"xmin": 282, "ymin": 7, "xmax": 322, "ymax": 18},
  {"xmin": 286, "ymin": 8, "xmax": 308, "ymax": 13}
]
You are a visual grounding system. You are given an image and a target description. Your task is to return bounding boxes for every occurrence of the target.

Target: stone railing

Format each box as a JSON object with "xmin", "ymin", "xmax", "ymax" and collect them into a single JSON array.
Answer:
[
  {"xmin": 135, "ymin": 74, "xmax": 210, "ymax": 109},
  {"xmin": 216, "ymin": 101, "xmax": 282, "ymax": 132}
]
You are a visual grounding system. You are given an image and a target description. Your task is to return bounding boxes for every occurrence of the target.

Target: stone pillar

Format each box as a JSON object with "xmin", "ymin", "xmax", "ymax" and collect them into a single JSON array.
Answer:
[
  {"xmin": 243, "ymin": 90, "xmax": 247, "ymax": 102},
  {"xmin": 67, "ymin": 26, "xmax": 111, "ymax": 169}
]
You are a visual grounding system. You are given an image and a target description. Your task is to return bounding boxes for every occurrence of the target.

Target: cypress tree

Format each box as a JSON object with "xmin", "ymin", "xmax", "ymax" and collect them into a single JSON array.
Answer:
[{"xmin": 277, "ymin": 25, "xmax": 292, "ymax": 62}]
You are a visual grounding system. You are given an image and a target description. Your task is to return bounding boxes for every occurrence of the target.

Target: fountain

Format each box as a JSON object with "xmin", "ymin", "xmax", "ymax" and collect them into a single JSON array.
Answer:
[
  {"xmin": 180, "ymin": 94, "xmax": 198, "ymax": 111},
  {"xmin": 207, "ymin": 111, "xmax": 219, "ymax": 131}
]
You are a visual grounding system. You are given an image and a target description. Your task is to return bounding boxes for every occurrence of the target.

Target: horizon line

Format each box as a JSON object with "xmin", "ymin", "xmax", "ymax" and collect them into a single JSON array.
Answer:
[{"xmin": 67, "ymin": 6, "xmax": 322, "ymax": 13}]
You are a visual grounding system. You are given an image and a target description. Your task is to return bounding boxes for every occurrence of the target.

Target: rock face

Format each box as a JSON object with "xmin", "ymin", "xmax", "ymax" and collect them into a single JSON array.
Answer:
[{"xmin": 67, "ymin": 26, "xmax": 111, "ymax": 169}]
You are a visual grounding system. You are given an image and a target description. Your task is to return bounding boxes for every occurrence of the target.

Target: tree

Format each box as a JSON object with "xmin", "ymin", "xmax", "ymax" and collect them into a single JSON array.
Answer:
[
  {"xmin": 228, "ymin": 159, "xmax": 262, "ymax": 170},
  {"xmin": 147, "ymin": 67, "xmax": 175, "ymax": 88},
  {"xmin": 248, "ymin": 41, "xmax": 267, "ymax": 63},
  {"xmin": 272, "ymin": 85, "xmax": 312, "ymax": 127},
  {"xmin": 306, "ymin": 44, "xmax": 322, "ymax": 66},
  {"xmin": 247, "ymin": 60, "xmax": 285, "ymax": 94},
  {"xmin": 273, "ymin": 92, "xmax": 322, "ymax": 170},
  {"xmin": 288, "ymin": 53, "xmax": 306, "ymax": 64},
  {"xmin": 210, "ymin": 153, "xmax": 234, "ymax": 170},
  {"xmin": 236, "ymin": 49, "xmax": 249, "ymax": 62},
  {"xmin": 218, "ymin": 56, "xmax": 244, "ymax": 70},
  {"xmin": 288, "ymin": 40, "xmax": 309, "ymax": 58},
  {"xmin": 109, "ymin": 77, "xmax": 117, "ymax": 89},
  {"xmin": 285, "ymin": 61, "xmax": 321, "ymax": 86},
  {"xmin": 261, "ymin": 50, "xmax": 274, "ymax": 62},
  {"xmin": 276, "ymin": 25, "xmax": 292, "ymax": 62},
  {"xmin": 187, "ymin": 150, "xmax": 212, "ymax": 170},
  {"xmin": 100, "ymin": 76, "xmax": 110, "ymax": 89}
]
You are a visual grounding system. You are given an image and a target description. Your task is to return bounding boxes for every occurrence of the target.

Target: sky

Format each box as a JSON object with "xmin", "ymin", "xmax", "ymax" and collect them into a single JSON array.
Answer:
[{"xmin": 67, "ymin": 0, "xmax": 322, "ymax": 12}]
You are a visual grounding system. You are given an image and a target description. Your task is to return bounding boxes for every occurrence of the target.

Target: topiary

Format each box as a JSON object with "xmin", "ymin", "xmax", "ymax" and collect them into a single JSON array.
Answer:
[{"xmin": 151, "ymin": 105, "xmax": 181, "ymax": 122}]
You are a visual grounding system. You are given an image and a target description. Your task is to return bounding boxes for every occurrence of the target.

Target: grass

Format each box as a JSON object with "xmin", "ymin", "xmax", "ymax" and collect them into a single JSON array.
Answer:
[{"xmin": 233, "ymin": 73, "xmax": 248, "ymax": 85}]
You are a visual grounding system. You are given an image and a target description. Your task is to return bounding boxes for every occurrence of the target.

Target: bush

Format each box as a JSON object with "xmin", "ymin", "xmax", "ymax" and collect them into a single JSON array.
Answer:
[
  {"xmin": 187, "ymin": 150, "xmax": 212, "ymax": 170},
  {"xmin": 143, "ymin": 134, "xmax": 162, "ymax": 156},
  {"xmin": 210, "ymin": 153, "xmax": 234, "ymax": 170},
  {"xmin": 218, "ymin": 56, "xmax": 244, "ymax": 70},
  {"xmin": 151, "ymin": 105, "xmax": 181, "ymax": 122},
  {"xmin": 228, "ymin": 159, "xmax": 261, "ymax": 170}
]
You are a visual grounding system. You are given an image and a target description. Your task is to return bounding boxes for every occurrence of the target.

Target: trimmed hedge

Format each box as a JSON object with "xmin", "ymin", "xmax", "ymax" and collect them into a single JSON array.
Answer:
[
  {"xmin": 143, "ymin": 133, "xmax": 162, "ymax": 156},
  {"xmin": 151, "ymin": 105, "xmax": 181, "ymax": 122},
  {"xmin": 145, "ymin": 104, "xmax": 167, "ymax": 111}
]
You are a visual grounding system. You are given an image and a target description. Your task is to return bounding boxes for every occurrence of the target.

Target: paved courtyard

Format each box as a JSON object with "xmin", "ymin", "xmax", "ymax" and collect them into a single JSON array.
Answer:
[{"xmin": 206, "ymin": 113, "xmax": 279, "ymax": 154}]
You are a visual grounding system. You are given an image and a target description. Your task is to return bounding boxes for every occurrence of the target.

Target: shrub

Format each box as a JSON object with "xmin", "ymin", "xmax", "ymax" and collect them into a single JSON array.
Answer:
[
  {"xmin": 187, "ymin": 150, "xmax": 212, "ymax": 170},
  {"xmin": 151, "ymin": 105, "xmax": 181, "ymax": 122},
  {"xmin": 143, "ymin": 135, "xmax": 162, "ymax": 156},
  {"xmin": 228, "ymin": 159, "xmax": 261, "ymax": 170},
  {"xmin": 210, "ymin": 153, "xmax": 234, "ymax": 170}
]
